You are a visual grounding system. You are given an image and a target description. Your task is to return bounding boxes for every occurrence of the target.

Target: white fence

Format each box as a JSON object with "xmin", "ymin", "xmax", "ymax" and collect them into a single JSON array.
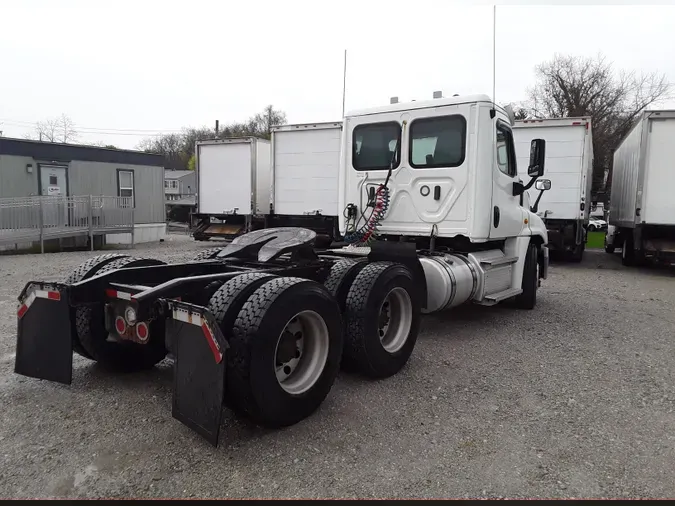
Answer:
[{"xmin": 0, "ymin": 195, "xmax": 135, "ymax": 253}]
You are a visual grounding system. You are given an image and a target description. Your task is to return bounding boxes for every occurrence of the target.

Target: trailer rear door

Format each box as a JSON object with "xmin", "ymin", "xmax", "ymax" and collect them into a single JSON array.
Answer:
[
  {"xmin": 515, "ymin": 122, "xmax": 589, "ymax": 221},
  {"xmin": 197, "ymin": 141, "xmax": 253, "ymax": 215},
  {"xmin": 642, "ymin": 118, "xmax": 675, "ymax": 225},
  {"xmin": 272, "ymin": 124, "xmax": 342, "ymax": 216}
]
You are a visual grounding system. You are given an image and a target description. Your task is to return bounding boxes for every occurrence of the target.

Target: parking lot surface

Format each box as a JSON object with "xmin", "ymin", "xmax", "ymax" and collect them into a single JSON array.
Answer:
[{"xmin": 1, "ymin": 236, "xmax": 674, "ymax": 498}]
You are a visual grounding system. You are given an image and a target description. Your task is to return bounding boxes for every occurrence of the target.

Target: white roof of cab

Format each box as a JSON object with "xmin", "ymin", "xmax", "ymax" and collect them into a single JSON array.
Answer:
[{"xmin": 345, "ymin": 94, "xmax": 505, "ymax": 118}]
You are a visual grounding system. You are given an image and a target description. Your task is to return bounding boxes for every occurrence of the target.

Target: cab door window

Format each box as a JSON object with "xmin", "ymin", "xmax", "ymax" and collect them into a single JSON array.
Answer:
[{"xmin": 496, "ymin": 122, "xmax": 517, "ymax": 177}]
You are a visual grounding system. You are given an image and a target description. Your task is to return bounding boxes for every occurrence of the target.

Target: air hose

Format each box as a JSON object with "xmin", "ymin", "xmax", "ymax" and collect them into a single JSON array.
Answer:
[{"xmin": 344, "ymin": 184, "xmax": 391, "ymax": 245}]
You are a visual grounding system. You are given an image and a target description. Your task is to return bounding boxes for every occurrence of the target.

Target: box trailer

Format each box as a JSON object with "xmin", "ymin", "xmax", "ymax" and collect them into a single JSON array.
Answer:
[
  {"xmin": 191, "ymin": 137, "xmax": 270, "ymax": 241},
  {"xmin": 266, "ymin": 122, "xmax": 343, "ymax": 246},
  {"xmin": 514, "ymin": 117, "xmax": 593, "ymax": 261},
  {"xmin": 605, "ymin": 110, "xmax": 675, "ymax": 265}
]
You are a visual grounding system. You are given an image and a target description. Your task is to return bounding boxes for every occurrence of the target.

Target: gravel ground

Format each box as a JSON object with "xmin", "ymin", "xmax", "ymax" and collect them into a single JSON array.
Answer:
[{"xmin": 1, "ymin": 236, "xmax": 675, "ymax": 499}]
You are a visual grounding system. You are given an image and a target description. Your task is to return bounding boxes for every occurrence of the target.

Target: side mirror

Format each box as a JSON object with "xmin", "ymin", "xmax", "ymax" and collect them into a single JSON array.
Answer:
[
  {"xmin": 528, "ymin": 139, "xmax": 546, "ymax": 177},
  {"xmin": 535, "ymin": 178, "xmax": 551, "ymax": 191}
]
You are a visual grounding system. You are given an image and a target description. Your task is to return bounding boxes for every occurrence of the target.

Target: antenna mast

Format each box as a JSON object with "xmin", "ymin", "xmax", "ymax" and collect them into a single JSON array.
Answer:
[
  {"xmin": 492, "ymin": 4, "xmax": 496, "ymax": 111},
  {"xmin": 342, "ymin": 49, "xmax": 347, "ymax": 118}
]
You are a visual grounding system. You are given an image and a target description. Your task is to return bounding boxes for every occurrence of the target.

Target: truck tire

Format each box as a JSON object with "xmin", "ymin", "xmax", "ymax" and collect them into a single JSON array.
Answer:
[
  {"xmin": 323, "ymin": 259, "xmax": 367, "ymax": 312},
  {"xmin": 343, "ymin": 262, "xmax": 421, "ymax": 378},
  {"xmin": 207, "ymin": 272, "xmax": 276, "ymax": 405},
  {"xmin": 569, "ymin": 242, "xmax": 584, "ymax": 263},
  {"xmin": 193, "ymin": 247, "xmax": 223, "ymax": 261},
  {"xmin": 64, "ymin": 253, "xmax": 130, "ymax": 359},
  {"xmin": 621, "ymin": 235, "xmax": 635, "ymax": 266},
  {"xmin": 75, "ymin": 257, "xmax": 168, "ymax": 371},
  {"xmin": 514, "ymin": 243, "xmax": 538, "ymax": 310},
  {"xmin": 228, "ymin": 278, "xmax": 343, "ymax": 427},
  {"xmin": 604, "ymin": 235, "xmax": 615, "ymax": 254}
]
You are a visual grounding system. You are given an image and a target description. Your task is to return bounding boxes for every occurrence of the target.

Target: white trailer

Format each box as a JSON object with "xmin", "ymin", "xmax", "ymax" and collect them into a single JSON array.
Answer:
[
  {"xmin": 192, "ymin": 137, "xmax": 271, "ymax": 241},
  {"xmin": 605, "ymin": 110, "xmax": 675, "ymax": 265},
  {"xmin": 267, "ymin": 122, "xmax": 342, "ymax": 245},
  {"xmin": 513, "ymin": 117, "xmax": 593, "ymax": 261}
]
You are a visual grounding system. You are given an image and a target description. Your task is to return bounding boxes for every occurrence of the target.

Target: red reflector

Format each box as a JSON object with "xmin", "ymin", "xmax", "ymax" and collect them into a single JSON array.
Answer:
[
  {"xmin": 105, "ymin": 289, "xmax": 117, "ymax": 298},
  {"xmin": 572, "ymin": 122, "xmax": 581, "ymax": 125},
  {"xmin": 47, "ymin": 291, "xmax": 61, "ymax": 301},
  {"xmin": 136, "ymin": 322, "xmax": 149, "ymax": 341},
  {"xmin": 115, "ymin": 316, "xmax": 126, "ymax": 334},
  {"xmin": 17, "ymin": 305, "xmax": 28, "ymax": 319},
  {"xmin": 202, "ymin": 322, "xmax": 223, "ymax": 364}
]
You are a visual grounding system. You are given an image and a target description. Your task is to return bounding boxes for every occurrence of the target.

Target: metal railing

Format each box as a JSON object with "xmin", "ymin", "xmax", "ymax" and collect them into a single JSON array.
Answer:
[{"xmin": 0, "ymin": 195, "xmax": 135, "ymax": 253}]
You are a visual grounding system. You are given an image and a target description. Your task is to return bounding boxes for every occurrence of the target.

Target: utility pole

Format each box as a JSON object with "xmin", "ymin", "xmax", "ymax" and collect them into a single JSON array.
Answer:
[{"xmin": 215, "ymin": 120, "xmax": 219, "ymax": 136}]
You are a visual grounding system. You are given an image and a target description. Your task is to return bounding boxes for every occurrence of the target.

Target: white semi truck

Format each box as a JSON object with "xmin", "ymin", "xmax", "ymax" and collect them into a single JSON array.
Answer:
[
  {"xmin": 14, "ymin": 93, "xmax": 551, "ymax": 447},
  {"xmin": 605, "ymin": 110, "xmax": 675, "ymax": 265},
  {"xmin": 513, "ymin": 117, "xmax": 593, "ymax": 261}
]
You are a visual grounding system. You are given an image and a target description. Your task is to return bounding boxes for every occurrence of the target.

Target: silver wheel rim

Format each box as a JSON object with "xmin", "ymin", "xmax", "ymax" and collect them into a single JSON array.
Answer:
[
  {"xmin": 378, "ymin": 287, "xmax": 413, "ymax": 354},
  {"xmin": 275, "ymin": 310, "xmax": 329, "ymax": 395}
]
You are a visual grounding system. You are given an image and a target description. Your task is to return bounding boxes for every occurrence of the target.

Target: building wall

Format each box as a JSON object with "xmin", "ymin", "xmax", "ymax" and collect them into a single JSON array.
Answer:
[
  {"xmin": 0, "ymin": 155, "xmax": 40, "ymax": 197},
  {"xmin": 0, "ymin": 155, "xmax": 165, "ymax": 224},
  {"xmin": 70, "ymin": 160, "xmax": 165, "ymax": 223},
  {"xmin": 179, "ymin": 172, "xmax": 196, "ymax": 195}
]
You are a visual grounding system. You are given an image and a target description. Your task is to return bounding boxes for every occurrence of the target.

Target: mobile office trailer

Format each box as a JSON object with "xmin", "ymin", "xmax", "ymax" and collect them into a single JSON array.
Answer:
[
  {"xmin": 267, "ymin": 122, "xmax": 343, "ymax": 246},
  {"xmin": 513, "ymin": 117, "xmax": 593, "ymax": 261},
  {"xmin": 606, "ymin": 110, "xmax": 675, "ymax": 265},
  {"xmin": 191, "ymin": 137, "xmax": 271, "ymax": 241}
]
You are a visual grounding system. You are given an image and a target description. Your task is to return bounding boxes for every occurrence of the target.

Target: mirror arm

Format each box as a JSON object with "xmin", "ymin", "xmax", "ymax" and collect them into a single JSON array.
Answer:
[
  {"xmin": 512, "ymin": 172, "xmax": 540, "ymax": 197},
  {"xmin": 530, "ymin": 189, "xmax": 545, "ymax": 214}
]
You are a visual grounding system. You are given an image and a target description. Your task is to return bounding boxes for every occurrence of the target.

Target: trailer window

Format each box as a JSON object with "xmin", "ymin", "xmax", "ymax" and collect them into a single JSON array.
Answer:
[
  {"xmin": 352, "ymin": 122, "xmax": 401, "ymax": 171},
  {"xmin": 496, "ymin": 123, "xmax": 517, "ymax": 177},
  {"xmin": 409, "ymin": 115, "xmax": 466, "ymax": 168},
  {"xmin": 117, "ymin": 169, "xmax": 135, "ymax": 207}
]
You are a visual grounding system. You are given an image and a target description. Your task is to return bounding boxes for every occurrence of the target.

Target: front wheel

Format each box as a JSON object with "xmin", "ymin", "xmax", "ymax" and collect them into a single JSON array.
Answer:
[
  {"xmin": 514, "ymin": 243, "xmax": 538, "ymax": 310},
  {"xmin": 343, "ymin": 262, "xmax": 421, "ymax": 378}
]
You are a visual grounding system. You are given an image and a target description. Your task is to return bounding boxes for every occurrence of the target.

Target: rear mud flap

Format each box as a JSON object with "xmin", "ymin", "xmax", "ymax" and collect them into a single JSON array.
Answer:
[
  {"xmin": 15, "ymin": 282, "xmax": 73, "ymax": 385},
  {"xmin": 167, "ymin": 300, "xmax": 228, "ymax": 447}
]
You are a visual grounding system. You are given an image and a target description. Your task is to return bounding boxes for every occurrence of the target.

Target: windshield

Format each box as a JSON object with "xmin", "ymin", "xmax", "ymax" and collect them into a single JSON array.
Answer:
[{"xmin": 352, "ymin": 122, "xmax": 401, "ymax": 170}]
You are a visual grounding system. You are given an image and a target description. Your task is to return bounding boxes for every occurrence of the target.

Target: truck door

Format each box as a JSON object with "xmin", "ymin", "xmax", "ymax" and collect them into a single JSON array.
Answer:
[{"xmin": 489, "ymin": 121, "xmax": 525, "ymax": 239}]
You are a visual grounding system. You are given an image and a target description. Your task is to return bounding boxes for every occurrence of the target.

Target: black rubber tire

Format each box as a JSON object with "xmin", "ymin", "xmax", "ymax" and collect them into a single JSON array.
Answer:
[
  {"xmin": 75, "ymin": 257, "xmax": 168, "ymax": 371},
  {"xmin": 207, "ymin": 272, "xmax": 277, "ymax": 405},
  {"xmin": 514, "ymin": 243, "xmax": 538, "ymax": 310},
  {"xmin": 588, "ymin": 225, "xmax": 596, "ymax": 231},
  {"xmin": 343, "ymin": 262, "xmax": 421, "ymax": 378},
  {"xmin": 228, "ymin": 277, "xmax": 343, "ymax": 427},
  {"xmin": 604, "ymin": 235, "xmax": 615, "ymax": 254},
  {"xmin": 569, "ymin": 242, "xmax": 584, "ymax": 263},
  {"xmin": 323, "ymin": 259, "xmax": 367, "ymax": 312},
  {"xmin": 621, "ymin": 235, "xmax": 635, "ymax": 266},
  {"xmin": 64, "ymin": 253, "xmax": 130, "ymax": 359},
  {"xmin": 193, "ymin": 247, "xmax": 224, "ymax": 261}
]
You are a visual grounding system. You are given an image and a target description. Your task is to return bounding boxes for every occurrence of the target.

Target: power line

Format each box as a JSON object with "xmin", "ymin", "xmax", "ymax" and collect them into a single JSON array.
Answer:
[{"xmin": 0, "ymin": 117, "xmax": 186, "ymax": 135}]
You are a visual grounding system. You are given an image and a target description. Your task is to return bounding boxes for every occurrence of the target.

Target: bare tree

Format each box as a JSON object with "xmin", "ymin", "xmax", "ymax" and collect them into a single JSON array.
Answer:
[
  {"xmin": 34, "ymin": 113, "xmax": 79, "ymax": 143},
  {"xmin": 527, "ymin": 54, "xmax": 671, "ymax": 193},
  {"xmin": 137, "ymin": 105, "xmax": 288, "ymax": 169}
]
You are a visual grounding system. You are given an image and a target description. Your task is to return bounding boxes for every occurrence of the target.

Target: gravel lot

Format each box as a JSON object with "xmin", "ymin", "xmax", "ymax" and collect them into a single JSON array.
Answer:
[{"xmin": 1, "ymin": 236, "xmax": 675, "ymax": 499}]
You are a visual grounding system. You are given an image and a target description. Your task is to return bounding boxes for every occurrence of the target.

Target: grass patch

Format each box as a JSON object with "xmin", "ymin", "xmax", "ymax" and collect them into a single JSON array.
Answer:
[{"xmin": 586, "ymin": 231, "xmax": 605, "ymax": 249}]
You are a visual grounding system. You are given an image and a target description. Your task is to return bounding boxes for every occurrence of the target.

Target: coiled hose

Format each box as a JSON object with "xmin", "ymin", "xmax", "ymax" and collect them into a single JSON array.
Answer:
[{"xmin": 344, "ymin": 185, "xmax": 391, "ymax": 245}]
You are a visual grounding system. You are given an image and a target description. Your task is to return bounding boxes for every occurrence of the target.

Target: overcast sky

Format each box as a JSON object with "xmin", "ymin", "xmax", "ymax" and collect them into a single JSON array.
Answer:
[{"xmin": 1, "ymin": 0, "xmax": 674, "ymax": 149}]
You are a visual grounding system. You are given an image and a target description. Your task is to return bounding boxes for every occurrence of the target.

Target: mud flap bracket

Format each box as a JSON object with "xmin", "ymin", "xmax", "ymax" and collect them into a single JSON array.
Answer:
[
  {"xmin": 168, "ymin": 300, "xmax": 228, "ymax": 447},
  {"xmin": 15, "ymin": 282, "xmax": 73, "ymax": 385}
]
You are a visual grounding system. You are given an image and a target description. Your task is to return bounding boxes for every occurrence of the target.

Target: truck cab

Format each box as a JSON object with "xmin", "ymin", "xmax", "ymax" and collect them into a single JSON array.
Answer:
[{"xmin": 338, "ymin": 94, "xmax": 548, "ymax": 251}]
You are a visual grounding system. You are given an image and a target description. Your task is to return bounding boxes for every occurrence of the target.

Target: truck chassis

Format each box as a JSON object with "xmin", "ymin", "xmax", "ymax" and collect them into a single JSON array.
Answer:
[{"xmin": 15, "ymin": 227, "xmax": 428, "ymax": 446}]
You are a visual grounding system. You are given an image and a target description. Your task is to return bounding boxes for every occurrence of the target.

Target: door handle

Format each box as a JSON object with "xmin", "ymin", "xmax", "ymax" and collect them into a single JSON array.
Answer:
[
  {"xmin": 433, "ymin": 186, "xmax": 441, "ymax": 200},
  {"xmin": 493, "ymin": 206, "xmax": 500, "ymax": 227}
]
